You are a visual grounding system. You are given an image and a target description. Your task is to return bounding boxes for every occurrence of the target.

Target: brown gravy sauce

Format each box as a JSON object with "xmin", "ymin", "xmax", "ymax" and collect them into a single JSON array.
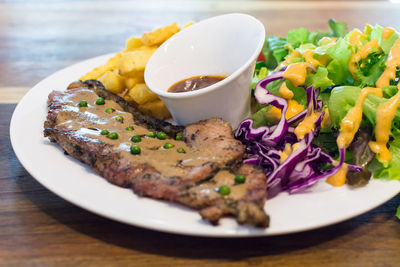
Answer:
[
  {"xmin": 168, "ymin": 75, "xmax": 227, "ymax": 93},
  {"xmin": 55, "ymin": 88, "xmax": 248, "ymax": 199},
  {"xmin": 56, "ymin": 89, "xmax": 224, "ymax": 178},
  {"xmin": 188, "ymin": 170, "xmax": 247, "ymax": 200}
]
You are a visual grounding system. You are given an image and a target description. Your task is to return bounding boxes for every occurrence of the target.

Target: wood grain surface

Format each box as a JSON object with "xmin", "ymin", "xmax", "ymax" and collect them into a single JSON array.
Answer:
[{"xmin": 1, "ymin": 1, "xmax": 400, "ymax": 266}]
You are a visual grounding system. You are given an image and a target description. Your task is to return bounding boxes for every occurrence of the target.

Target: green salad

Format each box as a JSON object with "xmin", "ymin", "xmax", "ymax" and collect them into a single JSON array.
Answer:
[{"xmin": 239, "ymin": 19, "xmax": 400, "ymax": 218}]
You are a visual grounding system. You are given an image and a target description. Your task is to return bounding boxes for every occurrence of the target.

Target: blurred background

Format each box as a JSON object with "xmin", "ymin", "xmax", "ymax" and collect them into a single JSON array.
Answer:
[{"xmin": 1, "ymin": 0, "xmax": 400, "ymax": 96}]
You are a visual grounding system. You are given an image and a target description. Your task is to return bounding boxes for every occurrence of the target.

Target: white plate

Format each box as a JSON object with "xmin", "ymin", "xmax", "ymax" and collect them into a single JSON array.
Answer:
[{"xmin": 10, "ymin": 54, "xmax": 400, "ymax": 237}]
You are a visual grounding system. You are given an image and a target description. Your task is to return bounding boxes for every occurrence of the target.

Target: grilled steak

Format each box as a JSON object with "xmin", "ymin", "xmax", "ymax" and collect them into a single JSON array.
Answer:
[{"xmin": 44, "ymin": 83, "xmax": 269, "ymax": 227}]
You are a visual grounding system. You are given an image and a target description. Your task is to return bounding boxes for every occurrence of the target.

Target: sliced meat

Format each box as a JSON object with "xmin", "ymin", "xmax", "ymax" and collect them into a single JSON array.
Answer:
[{"xmin": 44, "ymin": 83, "xmax": 269, "ymax": 227}]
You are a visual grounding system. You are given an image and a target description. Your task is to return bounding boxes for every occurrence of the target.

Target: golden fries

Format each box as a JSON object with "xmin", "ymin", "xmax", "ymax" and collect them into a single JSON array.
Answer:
[
  {"xmin": 137, "ymin": 99, "xmax": 171, "ymax": 120},
  {"xmin": 118, "ymin": 49, "xmax": 156, "ymax": 77},
  {"xmin": 141, "ymin": 22, "xmax": 180, "ymax": 46},
  {"xmin": 127, "ymin": 83, "xmax": 158, "ymax": 105},
  {"xmin": 79, "ymin": 22, "xmax": 190, "ymax": 119},
  {"xmin": 79, "ymin": 53, "xmax": 122, "ymax": 81},
  {"xmin": 98, "ymin": 71, "xmax": 125, "ymax": 95}
]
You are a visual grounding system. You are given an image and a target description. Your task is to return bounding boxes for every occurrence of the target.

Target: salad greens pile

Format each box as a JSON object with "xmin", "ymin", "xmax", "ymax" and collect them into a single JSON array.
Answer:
[{"xmin": 242, "ymin": 19, "xmax": 400, "ymax": 216}]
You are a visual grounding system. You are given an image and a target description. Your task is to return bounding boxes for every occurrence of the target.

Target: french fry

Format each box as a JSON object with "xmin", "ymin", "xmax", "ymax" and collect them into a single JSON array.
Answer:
[
  {"xmin": 98, "ymin": 71, "xmax": 125, "ymax": 94},
  {"xmin": 125, "ymin": 36, "xmax": 142, "ymax": 51},
  {"xmin": 79, "ymin": 22, "xmax": 183, "ymax": 120},
  {"xmin": 128, "ymin": 83, "xmax": 158, "ymax": 105},
  {"xmin": 137, "ymin": 99, "xmax": 171, "ymax": 120},
  {"xmin": 79, "ymin": 53, "xmax": 122, "ymax": 81},
  {"xmin": 125, "ymin": 75, "xmax": 145, "ymax": 89},
  {"xmin": 141, "ymin": 22, "xmax": 180, "ymax": 46},
  {"xmin": 118, "ymin": 49, "xmax": 156, "ymax": 76}
]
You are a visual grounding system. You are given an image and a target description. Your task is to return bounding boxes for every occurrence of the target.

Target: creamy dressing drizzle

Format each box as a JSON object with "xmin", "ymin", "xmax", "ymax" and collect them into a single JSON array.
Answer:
[
  {"xmin": 303, "ymin": 50, "xmax": 321, "ymax": 68},
  {"xmin": 280, "ymin": 50, "xmax": 302, "ymax": 67},
  {"xmin": 337, "ymin": 87, "xmax": 383, "ymax": 149},
  {"xmin": 382, "ymin": 27, "xmax": 395, "ymax": 41},
  {"xmin": 279, "ymin": 82, "xmax": 294, "ymax": 99},
  {"xmin": 326, "ymin": 163, "xmax": 348, "ymax": 187},
  {"xmin": 348, "ymin": 29, "xmax": 367, "ymax": 48},
  {"xmin": 376, "ymin": 38, "xmax": 400, "ymax": 87},
  {"xmin": 268, "ymin": 100, "xmax": 304, "ymax": 121},
  {"xmin": 369, "ymin": 84, "xmax": 400, "ymax": 164},
  {"xmin": 282, "ymin": 62, "xmax": 309, "ymax": 87},
  {"xmin": 294, "ymin": 112, "xmax": 320, "ymax": 140},
  {"xmin": 275, "ymin": 28, "xmax": 400, "ymax": 186},
  {"xmin": 348, "ymin": 39, "xmax": 381, "ymax": 78}
]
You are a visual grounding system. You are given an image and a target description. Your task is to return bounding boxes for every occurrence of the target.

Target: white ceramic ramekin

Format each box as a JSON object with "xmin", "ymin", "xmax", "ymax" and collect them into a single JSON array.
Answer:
[{"xmin": 144, "ymin": 13, "xmax": 265, "ymax": 129}]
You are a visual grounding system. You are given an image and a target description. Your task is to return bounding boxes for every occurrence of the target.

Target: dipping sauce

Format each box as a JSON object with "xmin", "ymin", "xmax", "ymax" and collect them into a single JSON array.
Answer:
[{"xmin": 168, "ymin": 75, "xmax": 227, "ymax": 93}]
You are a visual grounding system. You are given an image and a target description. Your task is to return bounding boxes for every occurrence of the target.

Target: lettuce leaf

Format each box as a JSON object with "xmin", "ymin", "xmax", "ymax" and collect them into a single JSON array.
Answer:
[
  {"xmin": 366, "ymin": 24, "xmax": 399, "ymax": 54},
  {"xmin": 382, "ymin": 85, "xmax": 398, "ymax": 98},
  {"xmin": 357, "ymin": 53, "xmax": 386, "ymax": 87},
  {"xmin": 371, "ymin": 138, "xmax": 400, "ymax": 181},
  {"xmin": 381, "ymin": 31, "xmax": 399, "ymax": 54},
  {"xmin": 265, "ymin": 36, "xmax": 288, "ymax": 69},
  {"xmin": 267, "ymin": 79, "xmax": 307, "ymax": 106},
  {"xmin": 287, "ymin": 28, "xmax": 308, "ymax": 48},
  {"xmin": 305, "ymin": 66, "xmax": 334, "ymax": 90},
  {"xmin": 326, "ymin": 39, "xmax": 353, "ymax": 84},
  {"xmin": 397, "ymin": 205, "xmax": 400, "ymax": 220},
  {"xmin": 328, "ymin": 18, "xmax": 348, "ymax": 38},
  {"xmin": 328, "ymin": 85, "xmax": 400, "ymax": 130},
  {"xmin": 286, "ymin": 81, "xmax": 307, "ymax": 106},
  {"xmin": 251, "ymin": 106, "xmax": 274, "ymax": 128}
]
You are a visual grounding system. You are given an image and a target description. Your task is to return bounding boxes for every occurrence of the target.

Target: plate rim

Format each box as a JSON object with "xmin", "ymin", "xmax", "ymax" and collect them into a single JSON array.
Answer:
[{"xmin": 9, "ymin": 54, "xmax": 400, "ymax": 238}]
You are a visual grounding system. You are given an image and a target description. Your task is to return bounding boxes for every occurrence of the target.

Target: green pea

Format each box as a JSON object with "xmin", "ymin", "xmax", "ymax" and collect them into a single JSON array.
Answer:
[
  {"xmin": 78, "ymin": 100, "xmax": 88, "ymax": 107},
  {"xmin": 235, "ymin": 174, "xmax": 246, "ymax": 184},
  {"xmin": 130, "ymin": 145, "xmax": 141, "ymax": 155},
  {"xmin": 115, "ymin": 115, "xmax": 124, "ymax": 123},
  {"xmin": 147, "ymin": 132, "xmax": 156, "ymax": 138},
  {"xmin": 157, "ymin": 131, "xmax": 167, "ymax": 140},
  {"xmin": 177, "ymin": 147, "xmax": 185, "ymax": 153},
  {"xmin": 105, "ymin": 108, "xmax": 114, "ymax": 114},
  {"xmin": 163, "ymin": 142, "xmax": 174, "ymax": 149},
  {"xmin": 95, "ymin": 97, "xmax": 105, "ymax": 105},
  {"xmin": 100, "ymin": 129, "xmax": 109, "ymax": 135},
  {"xmin": 175, "ymin": 133, "xmax": 183, "ymax": 141},
  {"xmin": 218, "ymin": 185, "xmax": 230, "ymax": 196},
  {"xmin": 125, "ymin": 126, "xmax": 134, "ymax": 131},
  {"xmin": 108, "ymin": 132, "xmax": 118, "ymax": 140},
  {"xmin": 130, "ymin": 135, "xmax": 142, "ymax": 143}
]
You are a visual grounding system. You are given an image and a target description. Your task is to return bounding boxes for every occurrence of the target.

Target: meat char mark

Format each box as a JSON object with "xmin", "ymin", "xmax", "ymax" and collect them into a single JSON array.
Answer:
[{"xmin": 44, "ymin": 84, "xmax": 269, "ymax": 227}]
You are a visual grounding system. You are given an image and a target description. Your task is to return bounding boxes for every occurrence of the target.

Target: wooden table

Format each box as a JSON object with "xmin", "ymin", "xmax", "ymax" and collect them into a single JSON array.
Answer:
[{"xmin": 1, "ymin": 1, "xmax": 400, "ymax": 266}]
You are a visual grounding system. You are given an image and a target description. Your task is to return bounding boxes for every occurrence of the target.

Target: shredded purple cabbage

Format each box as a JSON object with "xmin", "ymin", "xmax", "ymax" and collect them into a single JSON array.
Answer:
[{"xmin": 235, "ymin": 70, "xmax": 362, "ymax": 198}]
